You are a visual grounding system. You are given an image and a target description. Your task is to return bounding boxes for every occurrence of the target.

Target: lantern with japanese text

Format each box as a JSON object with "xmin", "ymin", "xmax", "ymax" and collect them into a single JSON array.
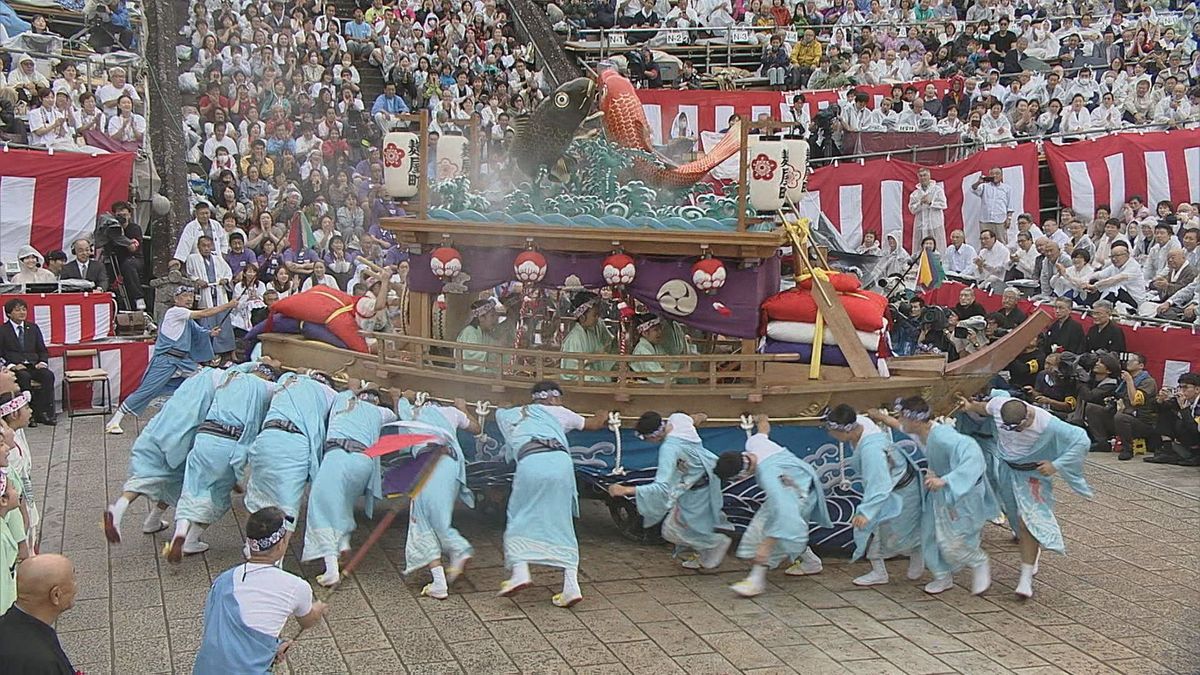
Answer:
[{"xmin": 382, "ymin": 131, "xmax": 420, "ymax": 199}]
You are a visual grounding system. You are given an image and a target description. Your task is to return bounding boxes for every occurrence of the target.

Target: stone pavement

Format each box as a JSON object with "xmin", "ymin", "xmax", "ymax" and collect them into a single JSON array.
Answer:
[{"xmin": 26, "ymin": 413, "xmax": 1200, "ymax": 674}]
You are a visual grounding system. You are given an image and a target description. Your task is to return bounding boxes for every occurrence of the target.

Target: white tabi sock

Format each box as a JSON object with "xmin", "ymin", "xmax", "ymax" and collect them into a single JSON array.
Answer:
[
  {"xmin": 111, "ymin": 496, "xmax": 130, "ymax": 527},
  {"xmin": 141, "ymin": 504, "xmax": 166, "ymax": 532},
  {"xmin": 1015, "ymin": 563, "xmax": 1035, "ymax": 598},
  {"xmin": 748, "ymin": 564, "xmax": 768, "ymax": 585},
  {"xmin": 106, "ymin": 410, "xmax": 126, "ymax": 432},
  {"xmin": 906, "ymin": 548, "xmax": 925, "ymax": 580},
  {"xmin": 871, "ymin": 558, "xmax": 887, "ymax": 575},
  {"xmin": 801, "ymin": 547, "xmax": 820, "ymax": 564},
  {"xmin": 562, "ymin": 568, "xmax": 580, "ymax": 597},
  {"xmin": 173, "ymin": 519, "xmax": 190, "ymax": 541},
  {"xmin": 184, "ymin": 523, "xmax": 206, "ymax": 545},
  {"xmin": 321, "ymin": 555, "xmax": 340, "ymax": 582},
  {"xmin": 430, "ymin": 565, "xmax": 448, "ymax": 590}
]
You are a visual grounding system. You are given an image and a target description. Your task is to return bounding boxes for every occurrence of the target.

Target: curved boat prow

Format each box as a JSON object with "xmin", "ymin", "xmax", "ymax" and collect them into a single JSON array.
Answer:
[{"xmin": 946, "ymin": 308, "xmax": 1053, "ymax": 376}]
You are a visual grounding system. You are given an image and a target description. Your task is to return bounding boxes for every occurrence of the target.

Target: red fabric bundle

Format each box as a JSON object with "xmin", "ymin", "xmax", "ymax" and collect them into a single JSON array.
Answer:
[
  {"xmin": 270, "ymin": 286, "xmax": 370, "ymax": 353},
  {"xmin": 794, "ymin": 272, "xmax": 862, "ymax": 293},
  {"xmin": 760, "ymin": 287, "xmax": 888, "ymax": 333}
]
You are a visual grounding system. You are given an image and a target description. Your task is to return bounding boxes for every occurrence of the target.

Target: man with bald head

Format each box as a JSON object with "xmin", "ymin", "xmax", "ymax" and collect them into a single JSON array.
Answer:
[
  {"xmin": 1036, "ymin": 238, "xmax": 1071, "ymax": 299},
  {"xmin": 0, "ymin": 554, "xmax": 77, "ymax": 673}
]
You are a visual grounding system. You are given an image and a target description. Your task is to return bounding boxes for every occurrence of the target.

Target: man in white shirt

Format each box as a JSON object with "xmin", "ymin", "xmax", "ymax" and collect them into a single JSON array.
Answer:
[
  {"xmin": 1154, "ymin": 83, "xmax": 1194, "ymax": 128},
  {"xmin": 943, "ymin": 230, "xmax": 977, "ymax": 277},
  {"xmin": 27, "ymin": 88, "xmax": 75, "ymax": 150},
  {"xmin": 95, "ymin": 66, "xmax": 141, "ymax": 117},
  {"xmin": 907, "ymin": 169, "xmax": 947, "ymax": 252},
  {"xmin": 870, "ymin": 97, "xmax": 900, "ymax": 131},
  {"xmin": 839, "ymin": 91, "xmax": 873, "ymax": 132},
  {"xmin": 1086, "ymin": 242, "xmax": 1146, "ymax": 308},
  {"xmin": 173, "ymin": 202, "xmax": 226, "ymax": 267},
  {"xmin": 974, "ymin": 229, "xmax": 1011, "ymax": 291},
  {"xmin": 1142, "ymin": 222, "xmax": 1182, "ymax": 283},
  {"xmin": 971, "ymin": 167, "xmax": 1014, "ymax": 244},
  {"xmin": 1008, "ymin": 213, "xmax": 1043, "ymax": 251},
  {"xmin": 870, "ymin": 50, "xmax": 912, "ymax": 84},
  {"xmin": 185, "ymin": 235, "xmax": 235, "ymax": 357},
  {"xmin": 897, "ymin": 97, "xmax": 936, "ymax": 131},
  {"xmin": 1042, "ymin": 218, "xmax": 1071, "ymax": 249},
  {"xmin": 202, "ymin": 122, "xmax": 239, "ymax": 162},
  {"xmin": 194, "ymin": 507, "xmax": 326, "ymax": 671}
]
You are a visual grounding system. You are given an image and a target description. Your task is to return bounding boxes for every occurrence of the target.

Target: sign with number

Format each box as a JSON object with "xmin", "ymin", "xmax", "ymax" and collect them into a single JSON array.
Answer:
[
  {"xmin": 784, "ymin": 30, "xmax": 798, "ymax": 43},
  {"xmin": 665, "ymin": 30, "xmax": 687, "ymax": 45},
  {"xmin": 730, "ymin": 29, "xmax": 752, "ymax": 43},
  {"xmin": 608, "ymin": 31, "xmax": 627, "ymax": 46}
]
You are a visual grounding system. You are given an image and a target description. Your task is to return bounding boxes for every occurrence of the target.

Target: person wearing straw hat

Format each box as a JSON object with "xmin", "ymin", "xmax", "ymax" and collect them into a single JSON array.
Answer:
[
  {"xmin": 301, "ymin": 387, "xmax": 397, "ymax": 588},
  {"xmin": 869, "ymin": 397, "xmax": 997, "ymax": 596},
  {"xmin": 494, "ymin": 382, "xmax": 608, "ymax": 607},
  {"xmin": 194, "ymin": 507, "xmax": 326, "ymax": 673},
  {"xmin": 8, "ymin": 246, "xmax": 56, "ymax": 285},
  {"xmin": 824, "ymin": 403, "xmax": 925, "ymax": 588},
  {"xmin": 714, "ymin": 414, "xmax": 829, "ymax": 597},
  {"xmin": 559, "ymin": 291, "xmax": 615, "ymax": 382},
  {"xmin": 609, "ymin": 409, "xmax": 731, "ymax": 571},
  {"xmin": 166, "ymin": 364, "xmax": 280, "ymax": 563},
  {"xmin": 394, "ymin": 392, "xmax": 479, "ymax": 600},
  {"xmin": 456, "ymin": 299, "xmax": 506, "ymax": 374},
  {"xmin": 105, "ymin": 285, "xmax": 237, "ymax": 434}
]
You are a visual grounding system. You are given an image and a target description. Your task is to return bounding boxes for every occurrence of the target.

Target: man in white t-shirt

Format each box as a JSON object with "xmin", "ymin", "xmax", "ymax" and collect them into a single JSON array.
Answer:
[
  {"xmin": 95, "ymin": 66, "xmax": 141, "ymax": 117},
  {"xmin": 105, "ymin": 286, "xmax": 237, "ymax": 434},
  {"xmin": 194, "ymin": 507, "xmax": 326, "ymax": 671}
]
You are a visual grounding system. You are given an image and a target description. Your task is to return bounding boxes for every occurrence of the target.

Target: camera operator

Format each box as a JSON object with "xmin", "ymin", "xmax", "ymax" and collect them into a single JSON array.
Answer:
[
  {"xmin": 809, "ymin": 104, "xmax": 841, "ymax": 161},
  {"xmin": 946, "ymin": 312, "xmax": 986, "ymax": 357},
  {"xmin": 1072, "ymin": 352, "xmax": 1121, "ymax": 433},
  {"xmin": 915, "ymin": 306, "xmax": 958, "ymax": 361},
  {"xmin": 108, "ymin": 202, "xmax": 145, "ymax": 311},
  {"xmin": 1084, "ymin": 353, "xmax": 1158, "ymax": 459},
  {"xmin": 1031, "ymin": 352, "xmax": 1078, "ymax": 420},
  {"xmin": 1145, "ymin": 372, "xmax": 1200, "ymax": 466}
]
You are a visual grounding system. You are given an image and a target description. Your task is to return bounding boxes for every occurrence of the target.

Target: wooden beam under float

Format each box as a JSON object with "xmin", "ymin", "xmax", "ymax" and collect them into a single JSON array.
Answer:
[{"xmin": 379, "ymin": 219, "xmax": 785, "ymax": 259}]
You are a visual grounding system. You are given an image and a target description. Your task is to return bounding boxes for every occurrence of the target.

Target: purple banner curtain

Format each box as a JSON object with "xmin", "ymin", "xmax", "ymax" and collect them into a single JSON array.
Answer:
[{"xmin": 408, "ymin": 247, "xmax": 780, "ymax": 339}]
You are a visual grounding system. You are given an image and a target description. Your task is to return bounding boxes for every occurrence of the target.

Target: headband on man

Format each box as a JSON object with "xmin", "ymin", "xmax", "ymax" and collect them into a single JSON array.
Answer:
[
  {"xmin": 570, "ymin": 295, "xmax": 600, "ymax": 319},
  {"xmin": 0, "ymin": 391, "xmax": 30, "ymax": 418},
  {"xmin": 531, "ymin": 388, "xmax": 562, "ymax": 401},
  {"xmin": 894, "ymin": 398, "xmax": 932, "ymax": 421},
  {"xmin": 247, "ymin": 518, "xmax": 291, "ymax": 553},
  {"xmin": 823, "ymin": 418, "xmax": 858, "ymax": 432},
  {"xmin": 470, "ymin": 302, "xmax": 496, "ymax": 320},
  {"xmin": 636, "ymin": 316, "xmax": 662, "ymax": 334}
]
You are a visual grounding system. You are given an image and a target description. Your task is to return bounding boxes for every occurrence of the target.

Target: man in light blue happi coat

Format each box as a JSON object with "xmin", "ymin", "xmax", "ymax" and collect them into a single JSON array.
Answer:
[
  {"xmin": 168, "ymin": 364, "xmax": 279, "ymax": 562},
  {"xmin": 105, "ymin": 285, "xmax": 237, "ymax": 435},
  {"xmin": 872, "ymin": 397, "xmax": 999, "ymax": 596},
  {"xmin": 495, "ymin": 381, "xmax": 607, "ymax": 608},
  {"xmin": 104, "ymin": 366, "xmax": 224, "ymax": 545},
  {"xmin": 244, "ymin": 371, "xmax": 337, "ymax": 519},
  {"xmin": 608, "ymin": 410, "xmax": 731, "ymax": 570},
  {"xmin": 958, "ymin": 391, "xmax": 1091, "ymax": 600},
  {"xmin": 395, "ymin": 393, "xmax": 479, "ymax": 601},
  {"xmin": 301, "ymin": 387, "xmax": 397, "ymax": 588},
  {"xmin": 714, "ymin": 415, "xmax": 831, "ymax": 598},
  {"xmin": 825, "ymin": 404, "xmax": 926, "ymax": 587}
]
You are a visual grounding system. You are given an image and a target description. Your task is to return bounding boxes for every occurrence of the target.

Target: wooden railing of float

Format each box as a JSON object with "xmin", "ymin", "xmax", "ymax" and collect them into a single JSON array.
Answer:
[{"xmin": 365, "ymin": 331, "xmax": 803, "ymax": 393}]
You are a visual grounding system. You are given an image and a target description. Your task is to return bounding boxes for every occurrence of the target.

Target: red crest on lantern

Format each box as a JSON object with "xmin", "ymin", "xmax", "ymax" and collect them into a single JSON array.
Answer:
[
  {"xmin": 514, "ymin": 250, "xmax": 547, "ymax": 284},
  {"xmin": 383, "ymin": 142, "xmax": 405, "ymax": 169},
  {"xmin": 430, "ymin": 246, "xmax": 462, "ymax": 281},
  {"xmin": 602, "ymin": 253, "xmax": 636, "ymax": 287},
  {"xmin": 691, "ymin": 257, "xmax": 727, "ymax": 294}
]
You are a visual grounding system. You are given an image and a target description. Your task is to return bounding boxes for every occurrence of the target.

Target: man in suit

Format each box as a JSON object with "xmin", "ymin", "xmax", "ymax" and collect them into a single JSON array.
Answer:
[
  {"xmin": 59, "ymin": 238, "xmax": 108, "ymax": 290},
  {"xmin": 0, "ymin": 299, "xmax": 56, "ymax": 426}
]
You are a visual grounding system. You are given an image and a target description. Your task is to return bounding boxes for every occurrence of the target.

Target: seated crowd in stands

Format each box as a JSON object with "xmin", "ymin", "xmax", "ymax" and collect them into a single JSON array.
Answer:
[{"xmin": 554, "ymin": 0, "xmax": 1199, "ymax": 146}]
